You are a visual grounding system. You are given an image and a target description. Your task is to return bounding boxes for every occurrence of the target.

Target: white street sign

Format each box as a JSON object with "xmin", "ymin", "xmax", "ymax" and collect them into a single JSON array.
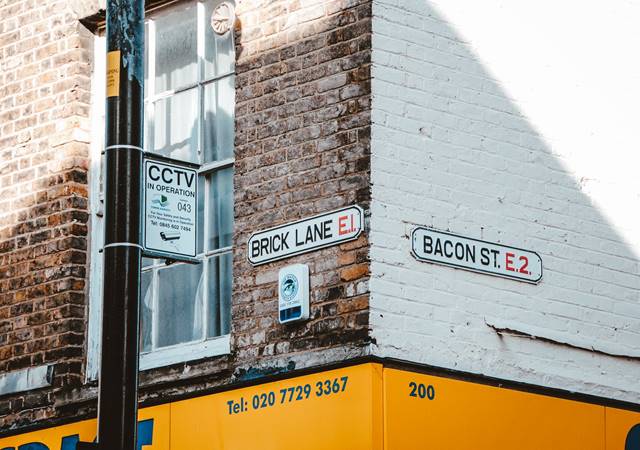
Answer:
[
  {"xmin": 247, "ymin": 205, "xmax": 364, "ymax": 266},
  {"xmin": 411, "ymin": 227, "xmax": 542, "ymax": 283},
  {"xmin": 143, "ymin": 158, "xmax": 198, "ymax": 260}
]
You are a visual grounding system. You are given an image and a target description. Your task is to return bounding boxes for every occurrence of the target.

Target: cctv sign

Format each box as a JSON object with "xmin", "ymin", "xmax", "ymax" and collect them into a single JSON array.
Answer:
[
  {"xmin": 143, "ymin": 156, "xmax": 198, "ymax": 260},
  {"xmin": 247, "ymin": 205, "xmax": 364, "ymax": 265},
  {"xmin": 411, "ymin": 227, "xmax": 542, "ymax": 283}
]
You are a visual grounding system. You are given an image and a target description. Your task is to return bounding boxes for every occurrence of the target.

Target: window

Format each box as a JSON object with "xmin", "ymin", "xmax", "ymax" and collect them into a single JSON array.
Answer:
[{"xmin": 87, "ymin": 0, "xmax": 235, "ymax": 377}]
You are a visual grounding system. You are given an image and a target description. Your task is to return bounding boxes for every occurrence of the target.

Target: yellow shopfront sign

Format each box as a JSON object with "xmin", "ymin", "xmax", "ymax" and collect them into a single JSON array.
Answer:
[
  {"xmin": 0, "ymin": 364, "xmax": 382, "ymax": 450},
  {"xmin": 1, "ymin": 363, "xmax": 638, "ymax": 450}
]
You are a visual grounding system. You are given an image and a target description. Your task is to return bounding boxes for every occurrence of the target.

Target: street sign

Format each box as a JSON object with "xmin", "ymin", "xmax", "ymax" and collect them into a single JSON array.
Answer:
[
  {"xmin": 143, "ymin": 156, "xmax": 198, "ymax": 261},
  {"xmin": 247, "ymin": 205, "xmax": 364, "ymax": 265},
  {"xmin": 411, "ymin": 227, "xmax": 542, "ymax": 283}
]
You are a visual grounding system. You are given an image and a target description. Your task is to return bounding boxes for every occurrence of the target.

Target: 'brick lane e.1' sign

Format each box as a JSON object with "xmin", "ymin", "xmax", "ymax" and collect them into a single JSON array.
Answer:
[
  {"xmin": 411, "ymin": 227, "xmax": 542, "ymax": 283},
  {"xmin": 247, "ymin": 205, "xmax": 364, "ymax": 266}
]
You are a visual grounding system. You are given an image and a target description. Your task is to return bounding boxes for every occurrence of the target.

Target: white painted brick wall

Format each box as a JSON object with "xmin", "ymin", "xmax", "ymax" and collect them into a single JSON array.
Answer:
[{"xmin": 370, "ymin": 0, "xmax": 640, "ymax": 402}]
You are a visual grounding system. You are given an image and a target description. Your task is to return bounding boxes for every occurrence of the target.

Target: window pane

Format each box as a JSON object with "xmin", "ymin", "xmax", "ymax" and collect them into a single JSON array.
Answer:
[
  {"xmin": 142, "ymin": 257, "xmax": 155, "ymax": 268},
  {"xmin": 197, "ymin": 176, "xmax": 205, "ymax": 254},
  {"xmin": 203, "ymin": 77, "xmax": 234, "ymax": 162},
  {"xmin": 140, "ymin": 270, "xmax": 154, "ymax": 353},
  {"xmin": 153, "ymin": 88, "xmax": 199, "ymax": 163},
  {"xmin": 144, "ymin": 21, "xmax": 149, "ymax": 99},
  {"xmin": 207, "ymin": 252, "xmax": 232, "ymax": 337},
  {"xmin": 156, "ymin": 263, "xmax": 204, "ymax": 348},
  {"xmin": 144, "ymin": 101, "xmax": 153, "ymax": 153},
  {"xmin": 154, "ymin": 3, "xmax": 197, "ymax": 93},
  {"xmin": 203, "ymin": 0, "xmax": 235, "ymax": 79},
  {"xmin": 130, "ymin": 1, "xmax": 236, "ymax": 363},
  {"xmin": 208, "ymin": 167, "xmax": 234, "ymax": 250}
]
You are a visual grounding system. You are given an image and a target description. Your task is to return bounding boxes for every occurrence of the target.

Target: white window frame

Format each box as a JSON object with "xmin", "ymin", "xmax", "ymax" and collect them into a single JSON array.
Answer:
[
  {"xmin": 87, "ymin": 33, "xmax": 106, "ymax": 382},
  {"xmin": 86, "ymin": 1, "xmax": 235, "ymax": 380}
]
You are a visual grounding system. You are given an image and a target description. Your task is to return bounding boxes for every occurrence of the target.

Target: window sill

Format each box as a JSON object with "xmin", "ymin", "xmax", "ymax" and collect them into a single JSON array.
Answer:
[{"xmin": 139, "ymin": 334, "xmax": 231, "ymax": 371}]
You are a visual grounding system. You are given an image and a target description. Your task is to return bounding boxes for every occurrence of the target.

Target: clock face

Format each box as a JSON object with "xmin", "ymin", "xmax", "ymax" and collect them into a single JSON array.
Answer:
[{"xmin": 211, "ymin": 2, "xmax": 234, "ymax": 35}]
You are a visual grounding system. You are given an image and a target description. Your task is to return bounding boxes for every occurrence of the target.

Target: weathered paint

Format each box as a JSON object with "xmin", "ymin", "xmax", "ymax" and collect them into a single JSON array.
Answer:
[{"xmin": 106, "ymin": 0, "xmax": 144, "ymax": 83}]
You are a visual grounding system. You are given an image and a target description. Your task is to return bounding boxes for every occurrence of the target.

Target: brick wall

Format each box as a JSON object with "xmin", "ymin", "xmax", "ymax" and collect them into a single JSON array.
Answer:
[
  {"xmin": 1, "ymin": 0, "xmax": 374, "ymax": 431},
  {"xmin": 370, "ymin": 0, "xmax": 640, "ymax": 402},
  {"xmin": 137, "ymin": 0, "xmax": 374, "ymax": 400},
  {"xmin": 132, "ymin": 0, "xmax": 374, "ymax": 406},
  {"xmin": 231, "ymin": 0, "xmax": 372, "ymax": 373},
  {"xmin": 0, "ymin": 0, "xmax": 93, "ymax": 427}
]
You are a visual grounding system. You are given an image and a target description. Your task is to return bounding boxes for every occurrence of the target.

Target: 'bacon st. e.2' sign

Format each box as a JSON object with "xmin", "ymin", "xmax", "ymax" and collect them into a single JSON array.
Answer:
[
  {"xmin": 411, "ymin": 227, "xmax": 542, "ymax": 283},
  {"xmin": 247, "ymin": 205, "xmax": 363, "ymax": 265}
]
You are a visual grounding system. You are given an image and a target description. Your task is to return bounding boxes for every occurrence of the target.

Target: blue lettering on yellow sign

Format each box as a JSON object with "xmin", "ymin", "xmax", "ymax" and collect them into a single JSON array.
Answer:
[
  {"xmin": 0, "ymin": 420, "xmax": 153, "ymax": 450},
  {"xmin": 627, "ymin": 424, "xmax": 640, "ymax": 450}
]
